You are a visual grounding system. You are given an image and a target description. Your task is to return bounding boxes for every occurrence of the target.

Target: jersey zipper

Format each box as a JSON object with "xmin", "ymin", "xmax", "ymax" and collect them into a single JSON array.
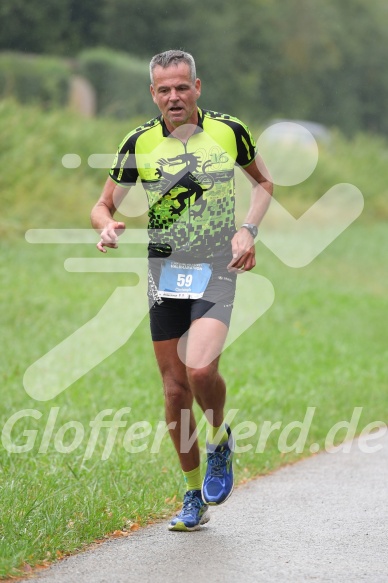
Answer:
[
  {"xmin": 169, "ymin": 133, "xmax": 195, "ymax": 254},
  {"xmin": 183, "ymin": 141, "xmax": 191, "ymax": 252}
]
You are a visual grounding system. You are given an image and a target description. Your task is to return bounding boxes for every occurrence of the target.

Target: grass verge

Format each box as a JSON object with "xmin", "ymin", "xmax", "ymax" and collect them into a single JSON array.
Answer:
[{"xmin": 0, "ymin": 222, "xmax": 387, "ymax": 577}]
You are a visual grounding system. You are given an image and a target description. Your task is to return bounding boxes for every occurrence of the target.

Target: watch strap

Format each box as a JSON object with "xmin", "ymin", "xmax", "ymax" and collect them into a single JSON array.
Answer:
[{"xmin": 241, "ymin": 223, "xmax": 258, "ymax": 238}]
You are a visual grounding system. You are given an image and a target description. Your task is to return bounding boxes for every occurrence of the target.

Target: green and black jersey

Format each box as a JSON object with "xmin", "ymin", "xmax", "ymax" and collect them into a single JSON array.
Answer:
[{"xmin": 109, "ymin": 107, "xmax": 256, "ymax": 260}]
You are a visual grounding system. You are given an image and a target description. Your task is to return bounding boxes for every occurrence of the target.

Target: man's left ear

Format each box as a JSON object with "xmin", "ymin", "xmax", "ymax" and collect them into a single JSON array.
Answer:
[{"xmin": 195, "ymin": 78, "xmax": 201, "ymax": 98}]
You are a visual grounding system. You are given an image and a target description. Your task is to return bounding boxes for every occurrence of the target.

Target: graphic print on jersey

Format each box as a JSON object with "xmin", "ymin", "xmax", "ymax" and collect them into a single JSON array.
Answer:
[
  {"xmin": 155, "ymin": 153, "xmax": 215, "ymax": 217},
  {"xmin": 109, "ymin": 109, "xmax": 257, "ymax": 258}
]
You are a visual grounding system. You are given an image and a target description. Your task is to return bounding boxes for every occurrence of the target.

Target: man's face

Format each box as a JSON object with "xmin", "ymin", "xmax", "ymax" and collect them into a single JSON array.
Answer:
[{"xmin": 150, "ymin": 63, "xmax": 201, "ymax": 130}]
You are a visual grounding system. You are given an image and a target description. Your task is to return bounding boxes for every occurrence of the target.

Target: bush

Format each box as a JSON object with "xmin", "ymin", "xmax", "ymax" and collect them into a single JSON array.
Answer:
[
  {"xmin": 0, "ymin": 52, "xmax": 71, "ymax": 108},
  {"xmin": 77, "ymin": 47, "xmax": 157, "ymax": 120}
]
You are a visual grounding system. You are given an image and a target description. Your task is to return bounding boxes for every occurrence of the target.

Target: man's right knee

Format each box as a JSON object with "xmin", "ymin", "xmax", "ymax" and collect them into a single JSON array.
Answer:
[{"xmin": 163, "ymin": 379, "xmax": 192, "ymax": 410}]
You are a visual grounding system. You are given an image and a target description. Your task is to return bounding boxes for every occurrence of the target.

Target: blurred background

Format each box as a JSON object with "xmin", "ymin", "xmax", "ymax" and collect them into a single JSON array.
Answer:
[
  {"xmin": 0, "ymin": 0, "xmax": 388, "ymax": 236},
  {"xmin": 1, "ymin": 0, "xmax": 388, "ymax": 230},
  {"xmin": 1, "ymin": 0, "xmax": 388, "ymax": 132}
]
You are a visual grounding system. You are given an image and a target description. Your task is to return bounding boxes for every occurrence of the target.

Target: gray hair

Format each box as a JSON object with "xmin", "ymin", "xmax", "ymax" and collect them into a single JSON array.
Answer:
[{"xmin": 149, "ymin": 50, "xmax": 196, "ymax": 85}]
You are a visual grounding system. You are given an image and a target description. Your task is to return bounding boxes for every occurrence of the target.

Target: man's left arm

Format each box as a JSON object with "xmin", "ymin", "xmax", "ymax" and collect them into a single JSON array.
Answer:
[{"xmin": 228, "ymin": 157, "xmax": 273, "ymax": 272}]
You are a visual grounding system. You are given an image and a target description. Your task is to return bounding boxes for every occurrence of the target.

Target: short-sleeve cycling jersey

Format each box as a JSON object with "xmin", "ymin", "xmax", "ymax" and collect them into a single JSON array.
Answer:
[{"xmin": 109, "ymin": 107, "xmax": 256, "ymax": 260}]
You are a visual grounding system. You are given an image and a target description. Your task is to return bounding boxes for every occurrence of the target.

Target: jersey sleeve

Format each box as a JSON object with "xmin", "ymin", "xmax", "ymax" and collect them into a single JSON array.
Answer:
[
  {"xmin": 233, "ymin": 119, "xmax": 257, "ymax": 168},
  {"xmin": 109, "ymin": 132, "xmax": 139, "ymax": 186}
]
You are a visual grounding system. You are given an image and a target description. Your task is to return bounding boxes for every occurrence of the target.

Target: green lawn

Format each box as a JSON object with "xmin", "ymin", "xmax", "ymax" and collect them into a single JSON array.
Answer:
[{"xmin": 0, "ymin": 222, "xmax": 387, "ymax": 577}]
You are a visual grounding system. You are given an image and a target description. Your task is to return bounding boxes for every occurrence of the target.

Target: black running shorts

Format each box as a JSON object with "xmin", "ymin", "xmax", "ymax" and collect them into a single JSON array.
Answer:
[{"xmin": 147, "ymin": 257, "xmax": 237, "ymax": 341}]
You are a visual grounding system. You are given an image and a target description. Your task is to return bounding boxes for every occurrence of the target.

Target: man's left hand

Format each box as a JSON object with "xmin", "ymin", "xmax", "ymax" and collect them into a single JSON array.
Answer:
[{"xmin": 227, "ymin": 229, "xmax": 256, "ymax": 272}]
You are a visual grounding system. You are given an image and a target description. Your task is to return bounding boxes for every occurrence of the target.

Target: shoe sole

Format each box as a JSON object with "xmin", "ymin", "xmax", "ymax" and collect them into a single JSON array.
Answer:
[{"xmin": 168, "ymin": 510, "xmax": 210, "ymax": 532}]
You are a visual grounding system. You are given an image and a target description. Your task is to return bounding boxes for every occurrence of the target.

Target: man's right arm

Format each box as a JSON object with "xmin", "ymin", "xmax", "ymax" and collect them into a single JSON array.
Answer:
[{"xmin": 90, "ymin": 177, "xmax": 129, "ymax": 253}]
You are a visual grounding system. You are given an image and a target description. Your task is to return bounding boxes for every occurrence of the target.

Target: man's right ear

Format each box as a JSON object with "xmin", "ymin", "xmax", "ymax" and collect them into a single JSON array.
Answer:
[{"xmin": 150, "ymin": 84, "xmax": 157, "ymax": 103}]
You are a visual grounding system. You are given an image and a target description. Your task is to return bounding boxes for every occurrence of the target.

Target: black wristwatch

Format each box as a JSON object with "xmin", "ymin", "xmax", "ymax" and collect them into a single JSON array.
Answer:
[{"xmin": 241, "ymin": 223, "xmax": 258, "ymax": 239}]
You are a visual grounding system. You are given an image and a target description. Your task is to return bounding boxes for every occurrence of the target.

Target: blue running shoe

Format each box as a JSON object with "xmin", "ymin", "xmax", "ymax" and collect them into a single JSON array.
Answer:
[
  {"xmin": 168, "ymin": 489, "xmax": 210, "ymax": 532},
  {"xmin": 202, "ymin": 424, "xmax": 235, "ymax": 505}
]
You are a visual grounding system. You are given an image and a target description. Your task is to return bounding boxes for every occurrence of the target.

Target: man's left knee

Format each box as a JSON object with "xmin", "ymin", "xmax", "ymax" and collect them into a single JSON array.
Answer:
[{"xmin": 186, "ymin": 364, "xmax": 217, "ymax": 387}]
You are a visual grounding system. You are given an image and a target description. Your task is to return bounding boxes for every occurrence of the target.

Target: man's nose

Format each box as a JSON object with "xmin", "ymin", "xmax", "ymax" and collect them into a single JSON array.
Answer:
[{"xmin": 169, "ymin": 89, "xmax": 179, "ymax": 101}]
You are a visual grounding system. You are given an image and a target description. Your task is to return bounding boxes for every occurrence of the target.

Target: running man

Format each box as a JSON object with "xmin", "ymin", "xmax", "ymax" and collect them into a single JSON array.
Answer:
[{"xmin": 91, "ymin": 50, "xmax": 273, "ymax": 531}]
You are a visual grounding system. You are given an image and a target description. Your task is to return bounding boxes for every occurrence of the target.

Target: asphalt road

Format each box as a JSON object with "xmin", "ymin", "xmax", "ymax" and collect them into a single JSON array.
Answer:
[{"xmin": 25, "ymin": 430, "xmax": 388, "ymax": 583}]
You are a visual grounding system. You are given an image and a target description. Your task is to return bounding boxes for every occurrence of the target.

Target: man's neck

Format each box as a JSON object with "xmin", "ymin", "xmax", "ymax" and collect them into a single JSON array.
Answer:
[{"xmin": 164, "ymin": 108, "xmax": 200, "ymax": 142}]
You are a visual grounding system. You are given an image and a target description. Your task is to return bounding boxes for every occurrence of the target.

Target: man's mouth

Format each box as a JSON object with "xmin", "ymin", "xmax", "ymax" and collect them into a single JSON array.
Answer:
[{"xmin": 169, "ymin": 106, "xmax": 183, "ymax": 113}]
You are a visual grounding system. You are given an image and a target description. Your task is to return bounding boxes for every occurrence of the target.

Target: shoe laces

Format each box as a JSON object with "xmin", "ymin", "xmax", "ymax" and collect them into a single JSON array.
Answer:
[
  {"xmin": 207, "ymin": 448, "xmax": 230, "ymax": 477},
  {"xmin": 181, "ymin": 490, "xmax": 203, "ymax": 514}
]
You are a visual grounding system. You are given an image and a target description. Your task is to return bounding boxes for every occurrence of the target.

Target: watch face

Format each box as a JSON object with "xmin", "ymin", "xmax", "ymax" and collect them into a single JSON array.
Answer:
[{"xmin": 243, "ymin": 224, "xmax": 258, "ymax": 238}]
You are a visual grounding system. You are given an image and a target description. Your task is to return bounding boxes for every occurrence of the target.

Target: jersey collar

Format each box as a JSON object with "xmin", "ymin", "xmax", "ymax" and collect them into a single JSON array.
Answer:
[{"xmin": 161, "ymin": 107, "xmax": 204, "ymax": 137}]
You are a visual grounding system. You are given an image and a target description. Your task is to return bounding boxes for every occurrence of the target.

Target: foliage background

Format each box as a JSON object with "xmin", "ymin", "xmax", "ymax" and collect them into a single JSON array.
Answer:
[{"xmin": 1, "ymin": 0, "xmax": 388, "ymax": 134}]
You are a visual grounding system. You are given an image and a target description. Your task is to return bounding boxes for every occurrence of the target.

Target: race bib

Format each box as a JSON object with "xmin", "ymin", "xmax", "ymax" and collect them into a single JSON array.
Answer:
[{"xmin": 158, "ymin": 260, "xmax": 212, "ymax": 299}]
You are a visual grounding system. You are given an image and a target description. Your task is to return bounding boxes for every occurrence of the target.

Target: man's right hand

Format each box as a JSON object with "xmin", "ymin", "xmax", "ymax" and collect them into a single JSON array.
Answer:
[{"xmin": 97, "ymin": 221, "xmax": 126, "ymax": 253}]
